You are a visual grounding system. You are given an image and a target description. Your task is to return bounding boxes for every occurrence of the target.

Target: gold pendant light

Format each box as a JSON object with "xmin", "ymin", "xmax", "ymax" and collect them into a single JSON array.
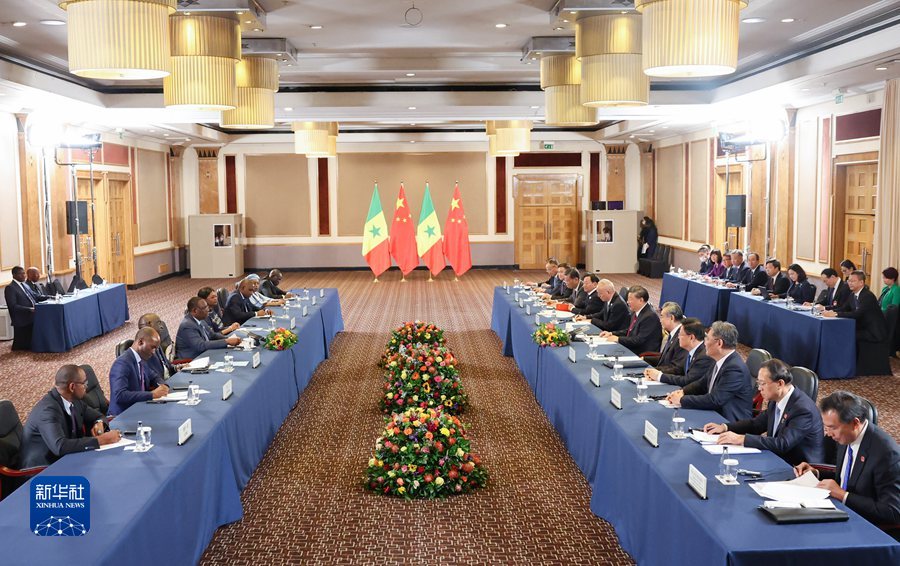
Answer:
[
  {"xmin": 494, "ymin": 120, "xmax": 533, "ymax": 154},
  {"xmin": 293, "ymin": 122, "xmax": 330, "ymax": 156},
  {"xmin": 164, "ymin": 14, "xmax": 241, "ymax": 110},
  {"xmin": 303, "ymin": 122, "xmax": 339, "ymax": 158},
  {"xmin": 636, "ymin": 0, "xmax": 747, "ymax": 78},
  {"xmin": 59, "ymin": 0, "xmax": 176, "ymax": 80},
  {"xmin": 577, "ymin": 14, "xmax": 649, "ymax": 107},
  {"xmin": 222, "ymin": 56, "xmax": 279, "ymax": 129},
  {"xmin": 541, "ymin": 55, "xmax": 598, "ymax": 126}
]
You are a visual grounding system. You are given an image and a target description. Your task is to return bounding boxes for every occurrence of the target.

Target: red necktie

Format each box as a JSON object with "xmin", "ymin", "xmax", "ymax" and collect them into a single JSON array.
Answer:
[{"xmin": 627, "ymin": 313, "xmax": 638, "ymax": 335}]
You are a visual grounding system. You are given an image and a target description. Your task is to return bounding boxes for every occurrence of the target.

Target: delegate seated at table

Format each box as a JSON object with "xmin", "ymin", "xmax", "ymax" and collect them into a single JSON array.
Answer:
[
  {"xmin": 750, "ymin": 258, "xmax": 790, "ymax": 298},
  {"xmin": 245, "ymin": 274, "xmax": 285, "ymax": 308},
  {"xmin": 703, "ymin": 358, "xmax": 823, "ymax": 467},
  {"xmin": 198, "ymin": 286, "xmax": 240, "ymax": 335},
  {"xmin": 138, "ymin": 313, "xmax": 179, "ymax": 380},
  {"xmin": 3, "ymin": 265, "xmax": 47, "ymax": 351},
  {"xmin": 795, "ymin": 391, "xmax": 900, "ymax": 527},
  {"xmin": 823, "ymin": 271, "xmax": 887, "ymax": 342},
  {"xmin": 741, "ymin": 252, "xmax": 768, "ymax": 290},
  {"xmin": 599, "ymin": 286, "xmax": 662, "ymax": 354},
  {"xmin": 108, "ymin": 328, "xmax": 169, "ymax": 416},
  {"xmin": 223, "ymin": 279, "xmax": 272, "ymax": 326},
  {"xmin": 527, "ymin": 259, "xmax": 559, "ymax": 291},
  {"xmin": 576, "ymin": 279, "xmax": 629, "ymax": 332},
  {"xmin": 809, "ymin": 268, "xmax": 851, "ymax": 311},
  {"xmin": 719, "ymin": 252, "xmax": 735, "ymax": 280},
  {"xmin": 781, "ymin": 263, "xmax": 817, "ymax": 303},
  {"xmin": 20, "ymin": 365, "xmax": 121, "ymax": 468},
  {"xmin": 726, "ymin": 250, "xmax": 750, "ymax": 285},
  {"xmin": 570, "ymin": 273, "xmax": 604, "ymax": 317},
  {"xmin": 260, "ymin": 269, "xmax": 295, "ymax": 299},
  {"xmin": 175, "ymin": 297, "xmax": 241, "ymax": 360},
  {"xmin": 644, "ymin": 319, "xmax": 713, "ymax": 387},
  {"xmin": 550, "ymin": 268, "xmax": 580, "ymax": 302},
  {"xmin": 666, "ymin": 321, "xmax": 754, "ymax": 422},
  {"xmin": 650, "ymin": 302, "xmax": 688, "ymax": 374}
]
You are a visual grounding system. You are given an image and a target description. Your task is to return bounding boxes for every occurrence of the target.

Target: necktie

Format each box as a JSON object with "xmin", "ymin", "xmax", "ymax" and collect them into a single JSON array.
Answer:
[
  {"xmin": 767, "ymin": 277, "xmax": 774, "ymax": 292},
  {"xmin": 841, "ymin": 445, "xmax": 853, "ymax": 490},
  {"xmin": 827, "ymin": 287, "xmax": 834, "ymax": 306},
  {"xmin": 138, "ymin": 360, "xmax": 147, "ymax": 391},
  {"xmin": 772, "ymin": 404, "xmax": 782, "ymax": 436},
  {"xmin": 627, "ymin": 313, "xmax": 638, "ymax": 335},
  {"xmin": 21, "ymin": 282, "xmax": 35, "ymax": 306},
  {"xmin": 684, "ymin": 352, "xmax": 692, "ymax": 373},
  {"xmin": 853, "ymin": 294, "xmax": 860, "ymax": 309},
  {"xmin": 69, "ymin": 409, "xmax": 77, "ymax": 437},
  {"xmin": 708, "ymin": 364, "xmax": 720, "ymax": 393},
  {"xmin": 199, "ymin": 321, "xmax": 209, "ymax": 341}
]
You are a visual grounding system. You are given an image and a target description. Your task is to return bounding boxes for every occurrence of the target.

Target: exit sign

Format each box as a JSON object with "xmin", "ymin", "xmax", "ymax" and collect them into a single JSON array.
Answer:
[
  {"xmin": 835, "ymin": 94, "xmax": 844, "ymax": 104},
  {"xmin": 543, "ymin": 141, "xmax": 555, "ymax": 150}
]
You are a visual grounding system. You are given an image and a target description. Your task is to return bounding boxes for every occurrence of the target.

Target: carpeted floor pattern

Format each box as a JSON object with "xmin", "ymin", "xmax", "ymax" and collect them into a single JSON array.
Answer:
[{"xmin": 1, "ymin": 269, "xmax": 898, "ymax": 564}]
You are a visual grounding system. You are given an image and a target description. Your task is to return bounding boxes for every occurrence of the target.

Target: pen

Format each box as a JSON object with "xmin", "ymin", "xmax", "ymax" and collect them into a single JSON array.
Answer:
[
  {"xmin": 744, "ymin": 477, "xmax": 765, "ymax": 483},
  {"xmin": 121, "ymin": 430, "xmax": 137, "ymax": 436}
]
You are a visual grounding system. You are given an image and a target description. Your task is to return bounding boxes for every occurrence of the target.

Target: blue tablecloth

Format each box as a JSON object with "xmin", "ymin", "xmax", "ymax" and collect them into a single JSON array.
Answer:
[
  {"xmin": 660, "ymin": 273, "xmax": 735, "ymax": 326},
  {"xmin": 0, "ymin": 289, "xmax": 344, "ymax": 566},
  {"xmin": 492, "ymin": 287, "xmax": 899, "ymax": 565},
  {"xmin": 31, "ymin": 284, "xmax": 129, "ymax": 353},
  {"xmin": 727, "ymin": 292, "xmax": 856, "ymax": 379},
  {"xmin": 490, "ymin": 287, "xmax": 514, "ymax": 356}
]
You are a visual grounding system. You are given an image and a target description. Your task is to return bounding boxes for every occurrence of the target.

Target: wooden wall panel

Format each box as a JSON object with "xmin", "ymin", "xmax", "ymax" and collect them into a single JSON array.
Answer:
[
  {"xmin": 641, "ymin": 151, "xmax": 654, "ymax": 218},
  {"xmin": 818, "ymin": 118, "xmax": 832, "ymax": 262},
  {"xmin": 16, "ymin": 116, "xmax": 43, "ymax": 269},
  {"xmin": 655, "ymin": 144, "xmax": 685, "ymax": 239},
  {"xmin": 0, "ymin": 114, "xmax": 21, "ymax": 269},
  {"xmin": 198, "ymin": 159, "xmax": 219, "ymax": 214},
  {"xmin": 244, "ymin": 154, "xmax": 311, "ymax": 237},
  {"xmin": 688, "ymin": 139, "xmax": 710, "ymax": 243},
  {"xmin": 225, "ymin": 155, "xmax": 237, "ymax": 214},
  {"xmin": 606, "ymin": 154, "xmax": 626, "ymax": 202},
  {"xmin": 589, "ymin": 152, "xmax": 600, "ymax": 202},
  {"xmin": 795, "ymin": 119, "xmax": 818, "ymax": 260},
  {"xmin": 318, "ymin": 158, "xmax": 330, "ymax": 236},
  {"xmin": 136, "ymin": 148, "xmax": 169, "ymax": 245}
]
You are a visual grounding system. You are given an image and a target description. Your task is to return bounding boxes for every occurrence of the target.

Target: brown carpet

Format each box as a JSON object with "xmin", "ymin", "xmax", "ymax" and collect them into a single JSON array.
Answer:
[{"xmin": 1, "ymin": 269, "xmax": 898, "ymax": 564}]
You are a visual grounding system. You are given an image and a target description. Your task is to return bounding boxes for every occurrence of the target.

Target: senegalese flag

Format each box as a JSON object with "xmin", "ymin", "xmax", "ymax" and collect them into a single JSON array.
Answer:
[
  {"xmin": 362, "ymin": 184, "xmax": 391, "ymax": 277},
  {"xmin": 416, "ymin": 183, "xmax": 445, "ymax": 276}
]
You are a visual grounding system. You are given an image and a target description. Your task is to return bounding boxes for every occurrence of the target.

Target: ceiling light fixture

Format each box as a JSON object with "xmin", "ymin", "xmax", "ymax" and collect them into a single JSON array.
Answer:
[
  {"xmin": 406, "ymin": 72, "xmax": 416, "ymax": 77},
  {"xmin": 60, "ymin": 0, "xmax": 175, "ymax": 80},
  {"xmin": 12, "ymin": 21, "xmax": 27, "ymax": 27},
  {"xmin": 637, "ymin": 0, "xmax": 747, "ymax": 78},
  {"xmin": 540, "ymin": 54, "xmax": 598, "ymax": 126},
  {"xmin": 165, "ymin": 14, "xmax": 240, "ymax": 110},
  {"xmin": 780, "ymin": 18, "xmax": 795, "ymax": 23},
  {"xmin": 578, "ymin": 14, "xmax": 649, "ymax": 107},
  {"xmin": 876, "ymin": 65, "xmax": 888, "ymax": 71},
  {"xmin": 40, "ymin": 20, "xmax": 66, "ymax": 26},
  {"xmin": 408, "ymin": 106, "xmax": 416, "ymax": 110},
  {"xmin": 495, "ymin": 23, "xmax": 508, "ymax": 28},
  {"xmin": 310, "ymin": 25, "xmax": 323, "ymax": 30},
  {"xmin": 530, "ymin": 105, "xmax": 540, "ymax": 109},
  {"xmin": 742, "ymin": 17, "xmax": 765, "ymax": 24},
  {"xmin": 222, "ymin": 56, "xmax": 279, "ymax": 129}
]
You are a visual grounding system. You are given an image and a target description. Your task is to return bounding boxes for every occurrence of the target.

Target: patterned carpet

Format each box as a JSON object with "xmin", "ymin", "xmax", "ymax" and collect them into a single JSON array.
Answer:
[{"xmin": 1, "ymin": 269, "xmax": 898, "ymax": 564}]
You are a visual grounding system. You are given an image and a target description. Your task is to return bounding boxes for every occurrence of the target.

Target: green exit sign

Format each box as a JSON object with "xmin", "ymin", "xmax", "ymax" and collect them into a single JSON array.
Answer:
[{"xmin": 543, "ymin": 141, "xmax": 555, "ymax": 150}]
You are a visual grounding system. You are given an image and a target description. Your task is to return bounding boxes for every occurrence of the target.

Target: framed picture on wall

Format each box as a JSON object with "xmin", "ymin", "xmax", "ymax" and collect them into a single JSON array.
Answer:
[
  {"xmin": 596, "ymin": 220, "xmax": 614, "ymax": 244},
  {"xmin": 214, "ymin": 224, "xmax": 233, "ymax": 248}
]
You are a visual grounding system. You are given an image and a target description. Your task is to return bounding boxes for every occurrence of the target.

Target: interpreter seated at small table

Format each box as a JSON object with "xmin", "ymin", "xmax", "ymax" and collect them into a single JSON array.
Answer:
[
  {"xmin": 794, "ymin": 391, "xmax": 900, "ymax": 527},
  {"xmin": 665, "ymin": 321, "xmax": 754, "ymax": 422},
  {"xmin": 108, "ymin": 328, "xmax": 170, "ymax": 417},
  {"xmin": 644, "ymin": 319, "xmax": 713, "ymax": 387},
  {"xmin": 175, "ymin": 297, "xmax": 241, "ymax": 360},
  {"xmin": 198, "ymin": 286, "xmax": 240, "ymax": 335},
  {"xmin": 703, "ymin": 358, "xmax": 823, "ymax": 467},
  {"xmin": 599, "ymin": 285, "xmax": 662, "ymax": 354},
  {"xmin": 20, "ymin": 365, "xmax": 122, "ymax": 468},
  {"xmin": 260, "ymin": 269, "xmax": 295, "ymax": 299}
]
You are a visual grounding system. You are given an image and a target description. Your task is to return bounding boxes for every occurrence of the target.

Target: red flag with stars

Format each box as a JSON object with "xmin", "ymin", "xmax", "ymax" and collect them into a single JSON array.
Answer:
[
  {"xmin": 443, "ymin": 183, "xmax": 472, "ymax": 277},
  {"xmin": 389, "ymin": 184, "xmax": 419, "ymax": 275}
]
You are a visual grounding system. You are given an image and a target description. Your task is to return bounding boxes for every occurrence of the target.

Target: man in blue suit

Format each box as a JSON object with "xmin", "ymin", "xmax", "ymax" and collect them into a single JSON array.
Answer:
[
  {"xmin": 175, "ymin": 297, "xmax": 240, "ymax": 360},
  {"xmin": 3, "ymin": 265, "xmax": 47, "ymax": 350},
  {"xmin": 703, "ymin": 358, "xmax": 824, "ymax": 466},
  {"xmin": 108, "ymin": 327, "xmax": 169, "ymax": 416},
  {"xmin": 666, "ymin": 321, "xmax": 754, "ymax": 422},
  {"xmin": 223, "ymin": 278, "xmax": 270, "ymax": 326}
]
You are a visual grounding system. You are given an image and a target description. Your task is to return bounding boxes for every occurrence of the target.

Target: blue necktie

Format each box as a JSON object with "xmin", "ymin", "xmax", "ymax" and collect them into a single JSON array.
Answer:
[
  {"xmin": 684, "ymin": 352, "xmax": 691, "ymax": 373},
  {"xmin": 772, "ymin": 405, "xmax": 782, "ymax": 436},
  {"xmin": 841, "ymin": 446, "xmax": 853, "ymax": 490},
  {"xmin": 138, "ymin": 360, "xmax": 147, "ymax": 391}
]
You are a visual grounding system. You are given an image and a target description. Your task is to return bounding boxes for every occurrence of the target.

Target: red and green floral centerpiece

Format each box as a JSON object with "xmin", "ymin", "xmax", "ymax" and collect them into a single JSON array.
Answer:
[
  {"xmin": 381, "ymin": 345, "xmax": 467, "ymax": 414},
  {"xmin": 263, "ymin": 327, "xmax": 298, "ymax": 351}
]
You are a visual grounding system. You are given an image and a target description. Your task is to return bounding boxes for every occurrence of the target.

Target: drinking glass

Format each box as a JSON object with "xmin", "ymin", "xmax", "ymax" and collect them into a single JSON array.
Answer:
[
  {"xmin": 268, "ymin": 316, "xmax": 276, "ymax": 330},
  {"xmin": 135, "ymin": 426, "xmax": 152, "ymax": 452},
  {"xmin": 636, "ymin": 379, "xmax": 649, "ymax": 403},
  {"xmin": 671, "ymin": 415, "xmax": 686, "ymax": 438},
  {"xmin": 721, "ymin": 458, "xmax": 739, "ymax": 482},
  {"xmin": 187, "ymin": 384, "xmax": 200, "ymax": 406},
  {"xmin": 613, "ymin": 363, "xmax": 624, "ymax": 380},
  {"xmin": 587, "ymin": 338, "xmax": 598, "ymax": 360},
  {"xmin": 223, "ymin": 353, "xmax": 234, "ymax": 373}
]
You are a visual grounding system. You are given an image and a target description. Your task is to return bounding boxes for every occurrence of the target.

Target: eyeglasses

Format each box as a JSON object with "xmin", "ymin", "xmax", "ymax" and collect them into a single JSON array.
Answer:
[{"xmin": 73, "ymin": 380, "xmax": 88, "ymax": 387}]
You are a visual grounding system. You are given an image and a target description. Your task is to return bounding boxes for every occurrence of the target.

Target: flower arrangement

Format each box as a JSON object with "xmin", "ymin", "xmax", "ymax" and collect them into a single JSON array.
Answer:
[
  {"xmin": 366, "ymin": 407, "xmax": 488, "ymax": 499},
  {"xmin": 263, "ymin": 327, "xmax": 298, "ymax": 351},
  {"xmin": 380, "ymin": 321, "xmax": 445, "ymax": 367},
  {"xmin": 532, "ymin": 322, "xmax": 570, "ymax": 347},
  {"xmin": 381, "ymin": 345, "xmax": 467, "ymax": 414}
]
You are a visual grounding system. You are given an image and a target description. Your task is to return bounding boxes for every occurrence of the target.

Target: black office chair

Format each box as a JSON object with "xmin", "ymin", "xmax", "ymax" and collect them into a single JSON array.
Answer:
[
  {"xmin": 80, "ymin": 365, "xmax": 109, "ymax": 416},
  {"xmin": 115, "ymin": 339, "xmax": 133, "ymax": 358},
  {"xmin": 788, "ymin": 366, "xmax": 819, "ymax": 402},
  {"xmin": 618, "ymin": 286, "xmax": 629, "ymax": 302},
  {"xmin": 50, "ymin": 279, "xmax": 66, "ymax": 296},
  {"xmin": 216, "ymin": 288, "xmax": 228, "ymax": 310},
  {"xmin": 0, "ymin": 400, "xmax": 46, "ymax": 501},
  {"xmin": 91, "ymin": 273, "xmax": 104, "ymax": 285},
  {"xmin": 746, "ymin": 348, "xmax": 772, "ymax": 414}
]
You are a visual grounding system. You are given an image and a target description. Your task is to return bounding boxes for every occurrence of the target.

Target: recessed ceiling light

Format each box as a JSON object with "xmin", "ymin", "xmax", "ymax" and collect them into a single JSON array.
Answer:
[
  {"xmin": 562, "ymin": 19, "xmax": 569, "ymax": 23},
  {"xmin": 406, "ymin": 72, "xmax": 415, "ymax": 77},
  {"xmin": 185, "ymin": 138, "xmax": 191, "ymax": 141},
  {"xmin": 149, "ymin": 129, "xmax": 156, "ymax": 133},
  {"xmin": 184, "ymin": 12, "xmax": 191, "ymax": 16},
  {"xmin": 409, "ymin": 123, "xmax": 416, "ymax": 126},
  {"xmin": 530, "ymin": 106, "xmax": 540, "ymax": 109},
  {"xmin": 649, "ymin": 130, "xmax": 655, "ymax": 133},
  {"xmin": 244, "ymin": 20, "xmax": 252, "ymax": 24},
  {"xmin": 163, "ymin": 133, "xmax": 170, "ymax": 137},
  {"xmin": 284, "ymin": 107, "xmax": 294, "ymax": 111},
  {"xmin": 554, "ymin": 27, "xmax": 564, "ymax": 31},
  {"xmin": 876, "ymin": 65, "xmax": 888, "ymax": 71},
  {"xmin": 309, "ymin": 25, "xmax": 323, "ymax": 30},
  {"xmin": 410, "ymin": 140, "xmax": 416, "ymax": 144},
  {"xmin": 253, "ymin": 28, "xmax": 262, "ymax": 32},
  {"xmin": 236, "ymin": 12, "xmax": 244, "ymax": 16},
  {"xmin": 742, "ymin": 17, "xmax": 766, "ymax": 24},
  {"xmin": 661, "ymin": 126, "xmax": 669, "ymax": 129},
  {"xmin": 408, "ymin": 106, "xmax": 416, "ymax": 110},
  {"xmin": 39, "ymin": 20, "xmax": 65, "ymax": 26},
  {"xmin": 780, "ymin": 18, "xmax": 795, "ymax": 23},
  {"xmin": 495, "ymin": 23, "xmax": 508, "ymax": 28},
  {"xmin": 285, "ymin": 63, "xmax": 293, "ymax": 67},
  {"xmin": 12, "ymin": 22, "xmax": 26, "ymax": 27},
  {"xmin": 801, "ymin": 88, "xmax": 810, "ymax": 92}
]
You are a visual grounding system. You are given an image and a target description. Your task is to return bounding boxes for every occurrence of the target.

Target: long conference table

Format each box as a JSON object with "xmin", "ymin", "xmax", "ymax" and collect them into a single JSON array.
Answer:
[
  {"xmin": 659, "ymin": 272, "xmax": 735, "ymax": 327},
  {"xmin": 0, "ymin": 288, "xmax": 343, "ymax": 566},
  {"xmin": 492, "ymin": 286, "xmax": 899, "ymax": 566},
  {"xmin": 31, "ymin": 284, "xmax": 130, "ymax": 353}
]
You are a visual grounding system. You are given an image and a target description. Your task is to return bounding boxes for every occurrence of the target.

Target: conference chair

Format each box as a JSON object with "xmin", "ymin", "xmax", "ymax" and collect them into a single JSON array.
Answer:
[
  {"xmin": 618, "ymin": 287, "xmax": 629, "ymax": 302},
  {"xmin": 788, "ymin": 366, "xmax": 819, "ymax": 402},
  {"xmin": 0, "ymin": 400, "xmax": 46, "ymax": 501},
  {"xmin": 746, "ymin": 348, "xmax": 772, "ymax": 414},
  {"xmin": 80, "ymin": 365, "xmax": 109, "ymax": 416},
  {"xmin": 115, "ymin": 339, "xmax": 134, "ymax": 358},
  {"xmin": 91, "ymin": 273, "xmax": 104, "ymax": 285},
  {"xmin": 50, "ymin": 279, "xmax": 65, "ymax": 296},
  {"xmin": 216, "ymin": 288, "xmax": 228, "ymax": 310},
  {"xmin": 67, "ymin": 276, "xmax": 88, "ymax": 293},
  {"xmin": 638, "ymin": 244, "xmax": 671, "ymax": 279}
]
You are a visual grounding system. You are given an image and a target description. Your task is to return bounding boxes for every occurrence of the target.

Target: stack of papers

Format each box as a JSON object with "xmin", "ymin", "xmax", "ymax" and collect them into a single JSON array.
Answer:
[
  {"xmin": 97, "ymin": 438, "xmax": 136, "ymax": 451},
  {"xmin": 159, "ymin": 389, "xmax": 210, "ymax": 402},
  {"xmin": 625, "ymin": 377, "xmax": 666, "ymax": 386},
  {"xmin": 749, "ymin": 471, "xmax": 831, "ymax": 506},
  {"xmin": 184, "ymin": 357, "xmax": 209, "ymax": 370},
  {"xmin": 689, "ymin": 430, "xmax": 720, "ymax": 445},
  {"xmin": 701, "ymin": 445, "xmax": 762, "ymax": 455}
]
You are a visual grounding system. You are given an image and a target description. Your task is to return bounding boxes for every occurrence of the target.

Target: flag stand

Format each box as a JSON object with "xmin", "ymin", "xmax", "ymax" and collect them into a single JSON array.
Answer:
[
  {"xmin": 427, "ymin": 274, "xmax": 434, "ymax": 283},
  {"xmin": 454, "ymin": 276, "xmax": 459, "ymax": 282},
  {"xmin": 373, "ymin": 278, "xmax": 379, "ymax": 283},
  {"xmin": 401, "ymin": 276, "xmax": 407, "ymax": 283}
]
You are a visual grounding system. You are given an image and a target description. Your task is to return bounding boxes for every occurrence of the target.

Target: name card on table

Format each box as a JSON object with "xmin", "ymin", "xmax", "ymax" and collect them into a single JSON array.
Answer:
[
  {"xmin": 610, "ymin": 388, "xmax": 622, "ymax": 410},
  {"xmin": 526, "ymin": 305, "xmax": 531, "ymax": 316},
  {"xmin": 290, "ymin": 317, "xmax": 296, "ymax": 330},
  {"xmin": 222, "ymin": 379, "xmax": 233, "ymax": 400},
  {"xmin": 252, "ymin": 351, "xmax": 261, "ymax": 368},
  {"xmin": 643, "ymin": 420, "xmax": 659, "ymax": 448},
  {"xmin": 312, "ymin": 295, "xmax": 317, "ymax": 305},
  {"xmin": 568, "ymin": 346, "xmax": 576, "ymax": 363},
  {"xmin": 506, "ymin": 286, "xmax": 510, "ymax": 295},
  {"xmin": 688, "ymin": 464, "xmax": 709, "ymax": 500},
  {"xmin": 177, "ymin": 418, "xmax": 193, "ymax": 446},
  {"xmin": 534, "ymin": 314, "xmax": 540, "ymax": 326},
  {"xmin": 590, "ymin": 367, "xmax": 600, "ymax": 387},
  {"xmin": 518, "ymin": 298, "xmax": 524, "ymax": 308},
  {"xmin": 319, "ymin": 289, "xmax": 325, "ymax": 298},
  {"xmin": 302, "ymin": 305, "xmax": 309, "ymax": 317}
]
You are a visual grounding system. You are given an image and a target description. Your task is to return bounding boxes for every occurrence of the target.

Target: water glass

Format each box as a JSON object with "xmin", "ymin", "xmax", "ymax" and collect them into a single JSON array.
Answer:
[
  {"xmin": 721, "ymin": 458, "xmax": 739, "ymax": 482},
  {"xmin": 223, "ymin": 353, "xmax": 234, "ymax": 373},
  {"xmin": 268, "ymin": 316, "xmax": 276, "ymax": 330},
  {"xmin": 135, "ymin": 425, "xmax": 152, "ymax": 452},
  {"xmin": 636, "ymin": 380, "xmax": 649, "ymax": 403},
  {"xmin": 587, "ymin": 339, "xmax": 598, "ymax": 360},
  {"xmin": 671, "ymin": 415, "xmax": 686, "ymax": 438},
  {"xmin": 187, "ymin": 383, "xmax": 200, "ymax": 406},
  {"xmin": 513, "ymin": 278, "xmax": 520, "ymax": 288},
  {"xmin": 613, "ymin": 363, "xmax": 624, "ymax": 380},
  {"xmin": 304, "ymin": 288, "xmax": 310, "ymax": 300}
]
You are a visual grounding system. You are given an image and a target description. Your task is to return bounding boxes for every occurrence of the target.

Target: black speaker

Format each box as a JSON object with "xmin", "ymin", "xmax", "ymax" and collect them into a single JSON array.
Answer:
[
  {"xmin": 66, "ymin": 201, "xmax": 89, "ymax": 235},
  {"xmin": 591, "ymin": 201, "xmax": 606, "ymax": 211},
  {"xmin": 726, "ymin": 195, "xmax": 746, "ymax": 228}
]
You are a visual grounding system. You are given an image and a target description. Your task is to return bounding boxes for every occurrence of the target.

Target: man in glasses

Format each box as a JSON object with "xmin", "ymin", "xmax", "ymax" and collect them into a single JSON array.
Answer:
[{"xmin": 20, "ymin": 365, "xmax": 121, "ymax": 468}]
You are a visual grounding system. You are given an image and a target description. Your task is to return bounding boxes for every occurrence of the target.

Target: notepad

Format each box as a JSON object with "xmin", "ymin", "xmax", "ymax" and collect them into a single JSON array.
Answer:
[
  {"xmin": 184, "ymin": 356, "xmax": 209, "ymax": 370},
  {"xmin": 97, "ymin": 438, "xmax": 136, "ymax": 451},
  {"xmin": 689, "ymin": 430, "xmax": 720, "ymax": 444},
  {"xmin": 701, "ymin": 445, "xmax": 762, "ymax": 455}
]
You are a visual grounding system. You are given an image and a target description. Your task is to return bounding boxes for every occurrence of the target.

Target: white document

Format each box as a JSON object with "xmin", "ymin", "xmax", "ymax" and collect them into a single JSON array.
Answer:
[
  {"xmin": 689, "ymin": 430, "xmax": 720, "ymax": 444},
  {"xmin": 625, "ymin": 377, "xmax": 667, "ymax": 386},
  {"xmin": 554, "ymin": 311, "xmax": 575, "ymax": 320},
  {"xmin": 230, "ymin": 361, "xmax": 250, "ymax": 367},
  {"xmin": 97, "ymin": 438, "xmax": 136, "ymax": 451},
  {"xmin": 160, "ymin": 389, "xmax": 210, "ymax": 402},
  {"xmin": 658, "ymin": 399, "xmax": 677, "ymax": 409},
  {"xmin": 701, "ymin": 445, "xmax": 762, "ymax": 455},
  {"xmin": 752, "ymin": 482, "xmax": 830, "ymax": 503},
  {"xmin": 617, "ymin": 356, "xmax": 643, "ymax": 363},
  {"xmin": 184, "ymin": 356, "xmax": 210, "ymax": 370}
]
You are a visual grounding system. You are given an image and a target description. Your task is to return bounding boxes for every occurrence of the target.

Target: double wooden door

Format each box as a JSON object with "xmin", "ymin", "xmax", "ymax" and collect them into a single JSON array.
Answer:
[
  {"xmin": 840, "ymin": 163, "xmax": 878, "ymax": 277},
  {"xmin": 514, "ymin": 174, "xmax": 580, "ymax": 269},
  {"xmin": 75, "ymin": 172, "xmax": 133, "ymax": 284}
]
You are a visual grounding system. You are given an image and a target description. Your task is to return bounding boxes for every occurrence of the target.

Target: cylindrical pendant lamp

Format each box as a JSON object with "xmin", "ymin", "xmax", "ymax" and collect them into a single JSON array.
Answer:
[
  {"xmin": 577, "ymin": 14, "xmax": 649, "ymax": 107},
  {"xmin": 541, "ymin": 55, "xmax": 598, "ymax": 126},
  {"xmin": 221, "ymin": 56, "xmax": 279, "ymax": 129},
  {"xmin": 293, "ymin": 122, "xmax": 330, "ymax": 156},
  {"xmin": 164, "ymin": 14, "xmax": 241, "ymax": 110}
]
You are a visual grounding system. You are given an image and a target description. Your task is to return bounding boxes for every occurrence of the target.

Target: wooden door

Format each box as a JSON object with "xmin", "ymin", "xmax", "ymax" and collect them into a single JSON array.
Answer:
[
  {"xmin": 106, "ymin": 179, "xmax": 132, "ymax": 283},
  {"xmin": 514, "ymin": 174, "xmax": 579, "ymax": 269},
  {"xmin": 843, "ymin": 163, "xmax": 878, "ymax": 276},
  {"xmin": 518, "ymin": 206, "xmax": 549, "ymax": 269},
  {"xmin": 548, "ymin": 206, "xmax": 578, "ymax": 264}
]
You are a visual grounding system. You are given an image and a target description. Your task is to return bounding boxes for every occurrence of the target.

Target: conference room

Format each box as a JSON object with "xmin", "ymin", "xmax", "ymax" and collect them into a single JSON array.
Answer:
[{"xmin": 0, "ymin": 1, "xmax": 899, "ymax": 564}]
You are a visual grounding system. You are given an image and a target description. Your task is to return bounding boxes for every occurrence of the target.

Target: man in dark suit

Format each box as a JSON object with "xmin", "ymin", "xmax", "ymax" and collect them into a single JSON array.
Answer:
[
  {"xmin": 666, "ymin": 321, "xmax": 754, "ymax": 422},
  {"xmin": 581, "ymin": 279, "xmax": 630, "ymax": 332},
  {"xmin": 260, "ymin": 269, "xmax": 295, "ymax": 299},
  {"xmin": 751, "ymin": 258, "xmax": 790, "ymax": 298},
  {"xmin": 138, "ymin": 313, "xmax": 177, "ymax": 379},
  {"xmin": 824, "ymin": 270, "xmax": 889, "ymax": 375},
  {"xmin": 198, "ymin": 287, "xmax": 240, "ymax": 335},
  {"xmin": 600, "ymin": 285, "xmax": 663, "ymax": 354},
  {"xmin": 697, "ymin": 245, "xmax": 712, "ymax": 274},
  {"xmin": 3, "ymin": 265, "xmax": 47, "ymax": 350},
  {"xmin": 795, "ymin": 391, "xmax": 900, "ymax": 526},
  {"xmin": 20, "ymin": 365, "xmax": 122, "ymax": 468},
  {"xmin": 812, "ymin": 268, "xmax": 851, "ymax": 311},
  {"xmin": 720, "ymin": 252, "xmax": 736, "ymax": 280},
  {"xmin": 175, "ymin": 297, "xmax": 241, "ymax": 360},
  {"xmin": 565, "ymin": 269, "xmax": 587, "ymax": 308},
  {"xmin": 25, "ymin": 267, "xmax": 49, "ymax": 299},
  {"xmin": 644, "ymin": 319, "xmax": 714, "ymax": 387},
  {"xmin": 704, "ymin": 358, "xmax": 824, "ymax": 466},
  {"xmin": 550, "ymin": 267, "xmax": 580, "ymax": 301},
  {"xmin": 108, "ymin": 328, "xmax": 170, "ymax": 416},
  {"xmin": 571, "ymin": 273, "xmax": 604, "ymax": 317},
  {"xmin": 726, "ymin": 250, "xmax": 750, "ymax": 286},
  {"xmin": 544, "ymin": 263, "xmax": 569, "ymax": 297},
  {"xmin": 223, "ymin": 278, "xmax": 271, "ymax": 326},
  {"xmin": 741, "ymin": 252, "xmax": 768, "ymax": 290},
  {"xmin": 651, "ymin": 302, "xmax": 688, "ymax": 374}
]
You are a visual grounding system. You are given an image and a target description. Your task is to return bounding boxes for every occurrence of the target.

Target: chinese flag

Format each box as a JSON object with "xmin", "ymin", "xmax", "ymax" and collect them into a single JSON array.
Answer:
[
  {"xmin": 389, "ymin": 184, "xmax": 419, "ymax": 275},
  {"xmin": 443, "ymin": 183, "xmax": 472, "ymax": 277}
]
